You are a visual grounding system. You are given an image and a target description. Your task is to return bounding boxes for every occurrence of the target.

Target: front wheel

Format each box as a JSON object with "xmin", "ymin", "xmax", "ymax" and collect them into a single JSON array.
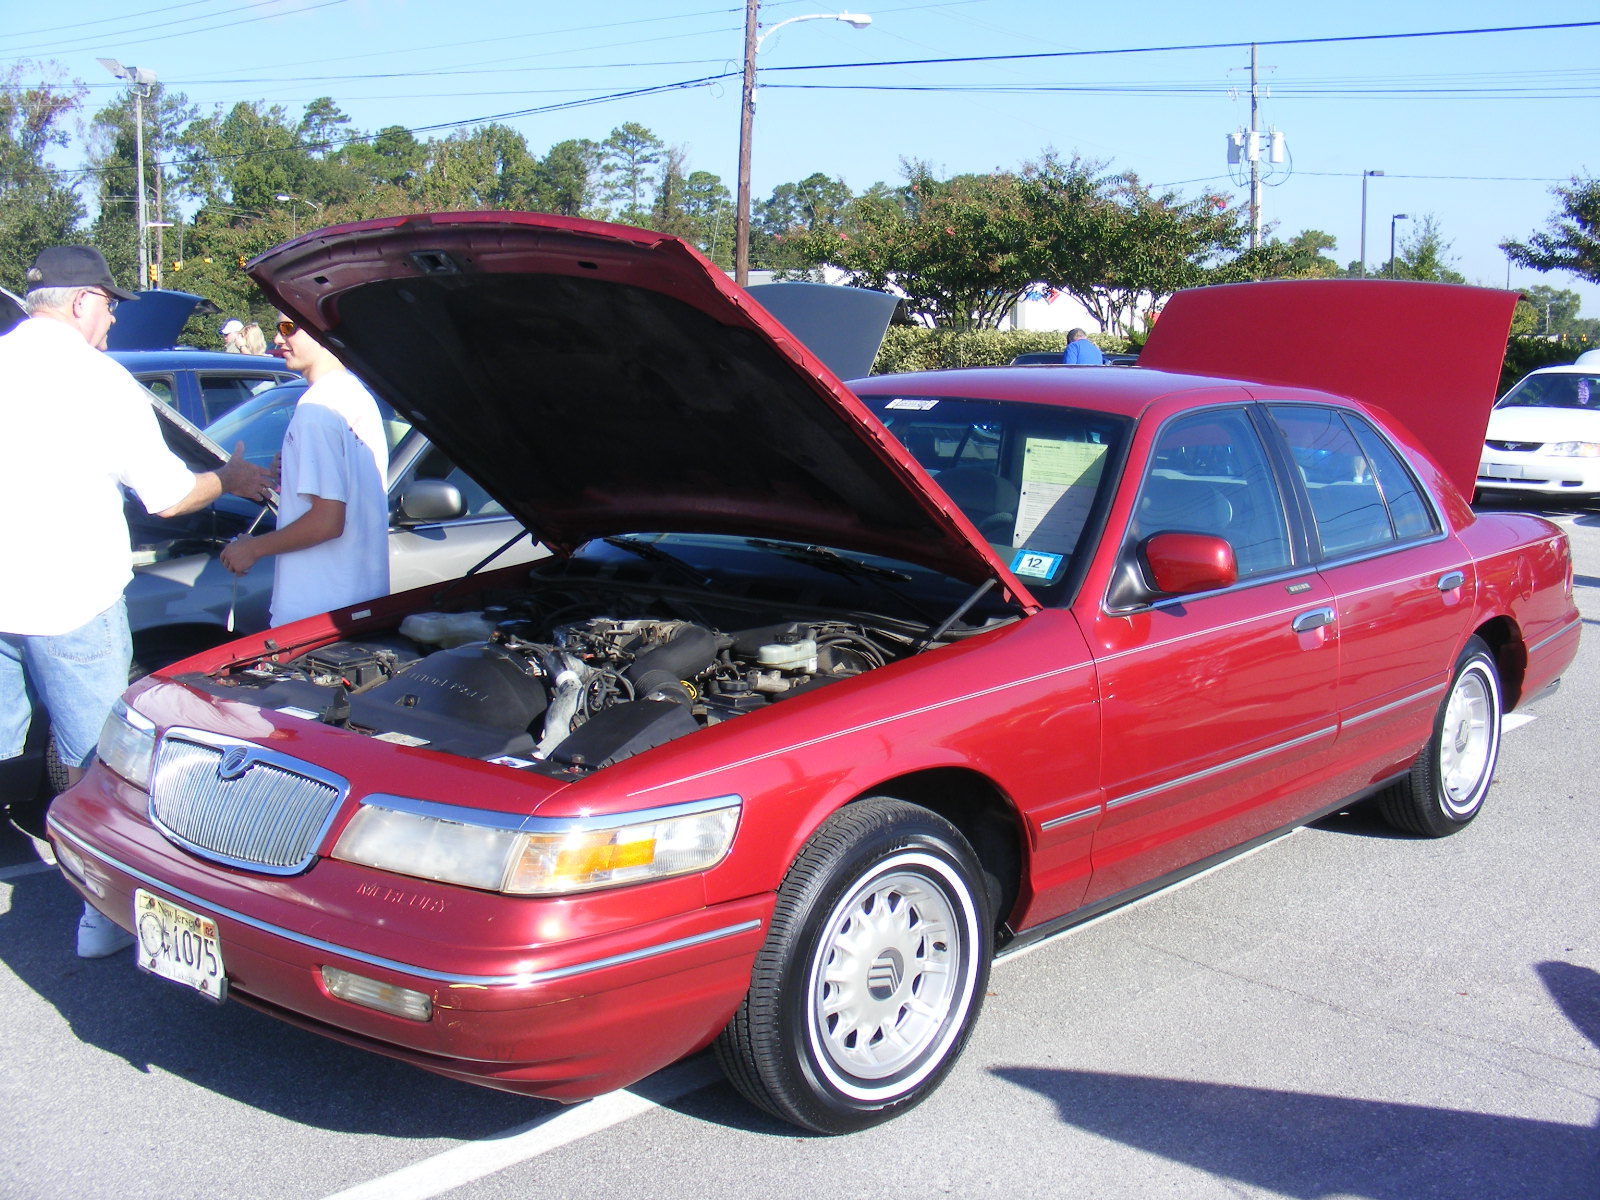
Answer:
[
  {"xmin": 1376, "ymin": 636, "xmax": 1502, "ymax": 837},
  {"xmin": 715, "ymin": 799, "xmax": 991, "ymax": 1134}
]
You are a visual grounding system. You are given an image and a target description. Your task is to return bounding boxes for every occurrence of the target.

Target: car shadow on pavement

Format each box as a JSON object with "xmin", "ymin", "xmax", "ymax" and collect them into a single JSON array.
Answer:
[
  {"xmin": 994, "ymin": 961, "xmax": 1600, "ymax": 1199},
  {"xmin": 0, "ymin": 862, "xmax": 556, "ymax": 1138}
]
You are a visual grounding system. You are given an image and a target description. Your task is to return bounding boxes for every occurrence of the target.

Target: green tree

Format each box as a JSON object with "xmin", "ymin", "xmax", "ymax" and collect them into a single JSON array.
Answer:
[
  {"xmin": 1502, "ymin": 176, "xmax": 1600, "ymax": 284},
  {"xmin": 530, "ymin": 138, "xmax": 600, "ymax": 217},
  {"xmin": 418, "ymin": 123, "xmax": 536, "ymax": 210},
  {"xmin": 598, "ymin": 123, "xmax": 662, "ymax": 225},
  {"xmin": 179, "ymin": 100, "xmax": 318, "ymax": 214},
  {"xmin": 86, "ymin": 83, "xmax": 196, "ymax": 287},
  {"xmin": 0, "ymin": 62, "xmax": 87, "ymax": 289},
  {"xmin": 1383, "ymin": 214, "xmax": 1465, "ymax": 283},
  {"xmin": 754, "ymin": 172, "xmax": 852, "ymax": 271}
]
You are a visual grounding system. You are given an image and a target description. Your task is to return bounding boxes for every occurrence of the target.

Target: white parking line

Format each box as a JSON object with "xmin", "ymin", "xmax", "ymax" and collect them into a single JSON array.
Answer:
[{"xmin": 316, "ymin": 1058, "xmax": 722, "ymax": 1200}]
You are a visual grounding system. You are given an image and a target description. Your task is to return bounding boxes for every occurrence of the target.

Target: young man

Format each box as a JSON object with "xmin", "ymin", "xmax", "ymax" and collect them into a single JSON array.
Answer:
[
  {"xmin": 220, "ymin": 315, "xmax": 389, "ymax": 626},
  {"xmin": 0, "ymin": 246, "xmax": 273, "ymax": 957}
]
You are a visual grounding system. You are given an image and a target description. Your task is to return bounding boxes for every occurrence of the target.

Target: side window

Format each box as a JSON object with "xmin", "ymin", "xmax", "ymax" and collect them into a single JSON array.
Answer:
[
  {"xmin": 1271, "ymin": 406, "xmax": 1396, "ymax": 557},
  {"xmin": 1347, "ymin": 416, "xmax": 1438, "ymax": 541},
  {"xmin": 1134, "ymin": 408, "xmax": 1291, "ymax": 577},
  {"xmin": 138, "ymin": 375, "xmax": 176, "ymax": 407}
]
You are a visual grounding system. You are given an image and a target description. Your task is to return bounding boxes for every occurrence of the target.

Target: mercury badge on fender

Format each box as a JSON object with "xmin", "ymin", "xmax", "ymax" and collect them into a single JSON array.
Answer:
[{"xmin": 48, "ymin": 214, "xmax": 1580, "ymax": 1134}]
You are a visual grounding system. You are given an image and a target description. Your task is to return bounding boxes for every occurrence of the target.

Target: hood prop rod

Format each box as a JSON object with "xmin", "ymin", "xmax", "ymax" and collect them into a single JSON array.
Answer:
[{"xmin": 914, "ymin": 577, "xmax": 997, "ymax": 653}]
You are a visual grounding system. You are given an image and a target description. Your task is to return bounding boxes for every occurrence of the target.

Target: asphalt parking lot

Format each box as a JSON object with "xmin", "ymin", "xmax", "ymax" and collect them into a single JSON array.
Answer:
[{"xmin": 3, "ymin": 498, "xmax": 1597, "ymax": 1200}]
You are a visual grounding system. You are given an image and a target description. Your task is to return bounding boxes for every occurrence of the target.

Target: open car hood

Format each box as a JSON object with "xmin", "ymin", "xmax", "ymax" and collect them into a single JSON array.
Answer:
[
  {"xmin": 1139, "ymin": 279, "xmax": 1518, "ymax": 498},
  {"xmin": 105, "ymin": 290, "xmax": 220, "ymax": 351},
  {"xmin": 246, "ymin": 212, "xmax": 1011, "ymax": 591}
]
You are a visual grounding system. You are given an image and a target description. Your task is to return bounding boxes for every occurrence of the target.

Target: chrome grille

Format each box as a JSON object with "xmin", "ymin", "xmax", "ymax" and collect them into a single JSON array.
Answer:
[{"xmin": 149, "ymin": 729, "xmax": 348, "ymax": 874}]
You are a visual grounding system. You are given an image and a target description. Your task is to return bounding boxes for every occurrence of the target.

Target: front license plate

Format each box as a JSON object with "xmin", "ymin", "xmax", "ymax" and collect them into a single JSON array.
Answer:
[
  {"xmin": 1483, "ymin": 462, "xmax": 1524, "ymax": 479},
  {"xmin": 134, "ymin": 889, "xmax": 227, "ymax": 1002}
]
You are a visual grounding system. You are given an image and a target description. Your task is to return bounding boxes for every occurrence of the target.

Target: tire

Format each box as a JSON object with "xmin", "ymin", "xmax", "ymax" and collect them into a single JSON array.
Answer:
[
  {"xmin": 1376, "ymin": 636, "xmax": 1502, "ymax": 837},
  {"xmin": 715, "ymin": 799, "xmax": 991, "ymax": 1134}
]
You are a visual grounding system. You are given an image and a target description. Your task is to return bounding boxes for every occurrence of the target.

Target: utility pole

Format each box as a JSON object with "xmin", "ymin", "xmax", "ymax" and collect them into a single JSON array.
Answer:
[
  {"xmin": 734, "ymin": 0, "xmax": 759, "ymax": 287},
  {"xmin": 1248, "ymin": 44, "xmax": 1262, "ymax": 249}
]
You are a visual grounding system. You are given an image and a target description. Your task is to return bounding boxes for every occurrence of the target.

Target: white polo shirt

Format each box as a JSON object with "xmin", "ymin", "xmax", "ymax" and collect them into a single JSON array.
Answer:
[
  {"xmin": 0, "ymin": 317, "xmax": 195, "ymax": 635},
  {"xmin": 270, "ymin": 370, "xmax": 390, "ymax": 626}
]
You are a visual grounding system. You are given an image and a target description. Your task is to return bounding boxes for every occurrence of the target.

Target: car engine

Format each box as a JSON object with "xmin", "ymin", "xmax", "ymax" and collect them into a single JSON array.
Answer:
[{"xmin": 188, "ymin": 597, "xmax": 904, "ymax": 777}]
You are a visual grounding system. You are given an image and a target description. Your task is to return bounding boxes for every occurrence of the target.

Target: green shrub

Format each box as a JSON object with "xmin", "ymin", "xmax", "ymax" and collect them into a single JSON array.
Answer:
[
  {"xmin": 1500, "ymin": 335, "xmax": 1592, "ymax": 394},
  {"xmin": 870, "ymin": 328, "xmax": 1130, "ymax": 374}
]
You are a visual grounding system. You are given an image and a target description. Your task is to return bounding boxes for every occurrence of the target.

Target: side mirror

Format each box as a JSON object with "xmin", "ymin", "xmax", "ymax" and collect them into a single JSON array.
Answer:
[
  {"xmin": 396, "ymin": 478, "xmax": 466, "ymax": 525},
  {"xmin": 1142, "ymin": 531, "xmax": 1238, "ymax": 596}
]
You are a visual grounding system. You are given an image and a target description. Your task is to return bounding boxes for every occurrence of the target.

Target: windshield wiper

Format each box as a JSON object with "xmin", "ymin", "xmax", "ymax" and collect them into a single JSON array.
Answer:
[
  {"xmin": 744, "ymin": 539, "xmax": 914, "ymax": 582},
  {"xmin": 602, "ymin": 535, "xmax": 714, "ymax": 589}
]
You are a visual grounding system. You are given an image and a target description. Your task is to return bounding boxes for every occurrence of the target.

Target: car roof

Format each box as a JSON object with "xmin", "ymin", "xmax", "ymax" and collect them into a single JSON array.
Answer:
[
  {"xmin": 108, "ymin": 348, "xmax": 292, "ymax": 371},
  {"xmin": 850, "ymin": 364, "xmax": 1281, "ymax": 418}
]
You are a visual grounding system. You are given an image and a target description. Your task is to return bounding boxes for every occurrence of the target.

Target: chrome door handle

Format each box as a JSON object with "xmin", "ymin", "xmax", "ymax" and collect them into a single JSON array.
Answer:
[
  {"xmin": 1292, "ymin": 606, "xmax": 1336, "ymax": 633},
  {"xmin": 1437, "ymin": 570, "xmax": 1465, "ymax": 592}
]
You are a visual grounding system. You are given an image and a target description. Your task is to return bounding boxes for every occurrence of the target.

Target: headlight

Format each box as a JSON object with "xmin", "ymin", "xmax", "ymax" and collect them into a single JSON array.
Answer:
[
  {"xmin": 1547, "ymin": 441, "xmax": 1600, "ymax": 457},
  {"xmin": 331, "ymin": 795, "xmax": 740, "ymax": 895},
  {"xmin": 97, "ymin": 698, "xmax": 156, "ymax": 789}
]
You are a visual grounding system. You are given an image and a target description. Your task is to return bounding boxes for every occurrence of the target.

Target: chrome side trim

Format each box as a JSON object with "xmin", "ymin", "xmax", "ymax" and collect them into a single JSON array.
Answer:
[
  {"xmin": 50, "ymin": 823, "xmax": 760, "ymax": 989},
  {"xmin": 1530, "ymin": 617, "xmax": 1582, "ymax": 656},
  {"xmin": 1106, "ymin": 725, "xmax": 1336, "ymax": 810},
  {"xmin": 1340, "ymin": 683, "xmax": 1446, "ymax": 730},
  {"xmin": 357, "ymin": 792, "xmax": 742, "ymax": 834},
  {"xmin": 1041, "ymin": 804, "xmax": 1103, "ymax": 831}
]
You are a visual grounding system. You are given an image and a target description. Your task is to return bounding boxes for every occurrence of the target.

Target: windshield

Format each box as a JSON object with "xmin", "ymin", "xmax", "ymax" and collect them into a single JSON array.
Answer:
[
  {"xmin": 1496, "ymin": 372, "xmax": 1600, "ymax": 411},
  {"xmin": 205, "ymin": 381, "xmax": 407, "ymax": 467},
  {"xmin": 859, "ymin": 393, "xmax": 1131, "ymax": 604}
]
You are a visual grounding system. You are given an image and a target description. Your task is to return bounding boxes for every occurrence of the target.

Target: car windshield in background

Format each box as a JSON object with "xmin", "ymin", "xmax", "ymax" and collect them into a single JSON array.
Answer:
[
  {"xmin": 204, "ymin": 382, "xmax": 407, "ymax": 467},
  {"xmin": 1496, "ymin": 372, "xmax": 1600, "ymax": 410},
  {"xmin": 862, "ymin": 394, "xmax": 1130, "ymax": 603}
]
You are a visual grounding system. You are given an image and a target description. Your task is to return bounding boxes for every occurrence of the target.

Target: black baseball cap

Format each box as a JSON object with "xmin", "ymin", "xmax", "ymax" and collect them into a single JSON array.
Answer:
[{"xmin": 24, "ymin": 245, "xmax": 138, "ymax": 301}]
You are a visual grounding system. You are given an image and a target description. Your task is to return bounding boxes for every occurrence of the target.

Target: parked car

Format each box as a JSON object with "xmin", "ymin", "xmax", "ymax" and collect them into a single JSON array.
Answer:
[
  {"xmin": 47, "ymin": 216, "xmax": 1579, "ymax": 1136},
  {"xmin": 1477, "ymin": 360, "xmax": 1600, "ymax": 500},
  {"xmin": 109, "ymin": 348, "xmax": 297, "ymax": 428}
]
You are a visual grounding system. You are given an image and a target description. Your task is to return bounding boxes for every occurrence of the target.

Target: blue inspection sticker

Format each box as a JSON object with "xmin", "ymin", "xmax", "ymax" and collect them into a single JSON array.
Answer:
[{"xmin": 1010, "ymin": 548, "xmax": 1064, "ymax": 580}]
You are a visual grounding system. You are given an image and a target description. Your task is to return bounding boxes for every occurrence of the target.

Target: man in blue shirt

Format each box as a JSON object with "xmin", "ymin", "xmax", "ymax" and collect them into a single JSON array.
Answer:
[{"xmin": 1063, "ymin": 328, "xmax": 1104, "ymax": 364}]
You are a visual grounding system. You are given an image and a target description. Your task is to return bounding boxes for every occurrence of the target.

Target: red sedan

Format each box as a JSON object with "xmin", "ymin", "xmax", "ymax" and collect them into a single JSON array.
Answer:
[{"xmin": 48, "ymin": 213, "xmax": 1579, "ymax": 1134}]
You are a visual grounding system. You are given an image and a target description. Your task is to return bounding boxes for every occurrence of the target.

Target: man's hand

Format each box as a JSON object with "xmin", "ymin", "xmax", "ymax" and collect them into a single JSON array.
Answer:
[
  {"xmin": 220, "ymin": 533, "xmax": 262, "ymax": 576},
  {"xmin": 217, "ymin": 442, "xmax": 275, "ymax": 501}
]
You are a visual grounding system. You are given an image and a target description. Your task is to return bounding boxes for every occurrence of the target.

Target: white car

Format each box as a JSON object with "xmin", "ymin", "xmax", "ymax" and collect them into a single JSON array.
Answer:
[{"xmin": 1478, "ymin": 358, "xmax": 1600, "ymax": 499}]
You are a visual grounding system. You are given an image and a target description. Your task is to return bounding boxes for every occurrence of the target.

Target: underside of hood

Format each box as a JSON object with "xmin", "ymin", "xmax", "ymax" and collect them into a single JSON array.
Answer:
[
  {"xmin": 1140, "ymin": 279, "xmax": 1518, "ymax": 498},
  {"xmin": 246, "ymin": 212, "xmax": 1008, "ymax": 590}
]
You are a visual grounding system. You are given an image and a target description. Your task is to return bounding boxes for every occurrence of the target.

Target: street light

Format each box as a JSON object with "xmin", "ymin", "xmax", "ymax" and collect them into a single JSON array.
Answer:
[
  {"xmin": 98, "ymin": 57, "xmax": 157, "ymax": 290},
  {"xmin": 1357, "ymin": 169, "xmax": 1383, "ymax": 278},
  {"xmin": 735, "ymin": 5, "xmax": 871, "ymax": 286},
  {"xmin": 274, "ymin": 193, "xmax": 323, "ymax": 238},
  {"xmin": 1388, "ymin": 213, "xmax": 1410, "ymax": 276}
]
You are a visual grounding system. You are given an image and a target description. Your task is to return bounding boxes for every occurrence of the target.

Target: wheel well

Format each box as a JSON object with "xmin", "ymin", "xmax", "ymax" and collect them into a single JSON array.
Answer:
[
  {"xmin": 1471, "ymin": 617, "xmax": 1525, "ymax": 707},
  {"xmin": 859, "ymin": 769, "xmax": 1024, "ymax": 938}
]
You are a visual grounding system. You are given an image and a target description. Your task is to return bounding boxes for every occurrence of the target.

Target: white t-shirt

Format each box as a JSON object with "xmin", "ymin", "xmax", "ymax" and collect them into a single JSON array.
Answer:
[
  {"xmin": 270, "ymin": 370, "xmax": 390, "ymax": 626},
  {"xmin": 0, "ymin": 317, "xmax": 196, "ymax": 635}
]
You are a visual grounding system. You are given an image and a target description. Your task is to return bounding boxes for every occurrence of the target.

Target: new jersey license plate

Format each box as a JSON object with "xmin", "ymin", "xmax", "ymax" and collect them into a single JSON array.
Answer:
[{"xmin": 134, "ymin": 889, "xmax": 227, "ymax": 1002}]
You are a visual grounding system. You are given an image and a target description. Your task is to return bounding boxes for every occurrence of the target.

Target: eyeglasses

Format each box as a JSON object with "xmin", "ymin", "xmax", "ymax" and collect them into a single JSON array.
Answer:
[
  {"xmin": 85, "ymin": 289, "xmax": 119, "ymax": 313},
  {"xmin": 276, "ymin": 320, "xmax": 298, "ymax": 338}
]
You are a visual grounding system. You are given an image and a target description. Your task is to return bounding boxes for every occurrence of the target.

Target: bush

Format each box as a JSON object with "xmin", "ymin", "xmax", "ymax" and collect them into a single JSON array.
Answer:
[
  {"xmin": 870, "ymin": 328, "xmax": 1130, "ymax": 374},
  {"xmin": 1500, "ymin": 335, "xmax": 1592, "ymax": 395}
]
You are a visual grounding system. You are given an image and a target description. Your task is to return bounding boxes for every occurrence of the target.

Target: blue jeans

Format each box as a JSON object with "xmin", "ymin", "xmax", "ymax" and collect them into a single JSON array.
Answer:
[{"xmin": 0, "ymin": 599, "xmax": 133, "ymax": 770}]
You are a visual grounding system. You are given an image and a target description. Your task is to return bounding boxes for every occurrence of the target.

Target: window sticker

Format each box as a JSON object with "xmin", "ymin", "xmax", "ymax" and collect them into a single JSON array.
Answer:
[
  {"xmin": 1015, "ymin": 439, "xmax": 1108, "ymax": 548},
  {"xmin": 883, "ymin": 397, "xmax": 940, "ymax": 410},
  {"xmin": 1010, "ymin": 548, "xmax": 1064, "ymax": 580}
]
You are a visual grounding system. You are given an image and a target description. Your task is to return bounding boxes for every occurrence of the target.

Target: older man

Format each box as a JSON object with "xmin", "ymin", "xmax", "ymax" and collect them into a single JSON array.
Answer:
[{"xmin": 0, "ymin": 245, "xmax": 272, "ymax": 957}]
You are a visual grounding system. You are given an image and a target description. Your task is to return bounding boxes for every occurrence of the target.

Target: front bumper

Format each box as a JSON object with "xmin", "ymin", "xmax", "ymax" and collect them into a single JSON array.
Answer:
[
  {"xmin": 47, "ymin": 768, "xmax": 772, "ymax": 1100},
  {"xmin": 1478, "ymin": 454, "xmax": 1600, "ymax": 495}
]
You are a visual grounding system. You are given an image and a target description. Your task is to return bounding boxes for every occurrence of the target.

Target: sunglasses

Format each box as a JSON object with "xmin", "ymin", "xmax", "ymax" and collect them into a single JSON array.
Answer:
[
  {"xmin": 85, "ymin": 289, "xmax": 119, "ymax": 313},
  {"xmin": 276, "ymin": 319, "xmax": 299, "ymax": 337}
]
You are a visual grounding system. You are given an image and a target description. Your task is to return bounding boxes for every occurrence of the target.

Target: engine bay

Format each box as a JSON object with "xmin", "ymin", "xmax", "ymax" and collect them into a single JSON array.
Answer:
[{"xmin": 184, "ymin": 586, "xmax": 916, "ymax": 777}]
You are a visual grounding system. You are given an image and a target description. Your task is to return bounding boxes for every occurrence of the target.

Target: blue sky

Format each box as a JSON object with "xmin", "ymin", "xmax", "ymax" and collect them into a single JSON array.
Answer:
[{"xmin": 7, "ymin": 0, "xmax": 1598, "ymax": 313}]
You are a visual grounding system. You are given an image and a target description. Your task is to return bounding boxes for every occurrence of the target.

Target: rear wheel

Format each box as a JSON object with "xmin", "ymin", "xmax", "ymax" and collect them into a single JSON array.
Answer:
[
  {"xmin": 1376, "ymin": 636, "xmax": 1502, "ymax": 837},
  {"xmin": 715, "ymin": 799, "xmax": 991, "ymax": 1134}
]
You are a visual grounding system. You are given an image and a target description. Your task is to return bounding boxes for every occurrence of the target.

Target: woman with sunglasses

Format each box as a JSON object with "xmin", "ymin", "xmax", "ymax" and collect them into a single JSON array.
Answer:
[{"xmin": 219, "ymin": 315, "xmax": 389, "ymax": 627}]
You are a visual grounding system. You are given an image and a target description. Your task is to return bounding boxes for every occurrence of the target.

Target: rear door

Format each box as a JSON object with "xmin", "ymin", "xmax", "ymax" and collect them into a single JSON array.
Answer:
[{"xmin": 1268, "ymin": 403, "xmax": 1472, "ymax": 779}]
